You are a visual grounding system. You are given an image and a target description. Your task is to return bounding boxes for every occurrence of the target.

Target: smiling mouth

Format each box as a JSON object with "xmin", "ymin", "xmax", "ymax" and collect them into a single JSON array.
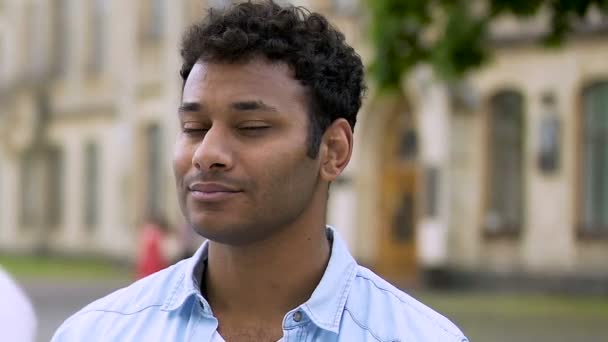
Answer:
[{"xmin": 187, "ymin": 183, "xmax": 242, "ymax": 202}]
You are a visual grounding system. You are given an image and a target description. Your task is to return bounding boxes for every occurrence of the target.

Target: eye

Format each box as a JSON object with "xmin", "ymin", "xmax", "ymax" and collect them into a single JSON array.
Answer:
[
  {"xmin": 183, "ymin": 128, "xmax": 207, "ymax": 134},
  {"xmin": 182, "ymin": 123, "xmax": 209, "ymax": 135},
  {"xmin": 237, "ymin": 122, "xmax": 271, "ymax": 135},
  {"xmin": 239, "ymin": 126, "xmax": 270, "ymax": 131}
]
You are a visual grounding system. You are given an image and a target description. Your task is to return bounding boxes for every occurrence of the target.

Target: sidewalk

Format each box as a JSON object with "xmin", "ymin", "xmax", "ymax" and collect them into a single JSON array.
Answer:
[
  {"xmin": 22, "ymin": 278, "xmax": 130, "ymax": 342},
  {"xmin": 413, "ymin": 290, "xmax": 608, "ymax": 342}
]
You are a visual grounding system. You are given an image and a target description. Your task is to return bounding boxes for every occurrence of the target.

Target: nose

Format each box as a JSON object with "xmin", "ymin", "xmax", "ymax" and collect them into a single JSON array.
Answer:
[{"xmin": 192, "ymin": 126, "xmax": 233, "ymax": 171}]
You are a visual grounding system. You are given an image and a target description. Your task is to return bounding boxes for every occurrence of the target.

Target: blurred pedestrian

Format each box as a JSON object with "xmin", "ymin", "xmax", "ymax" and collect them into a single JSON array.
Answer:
[
  {"xmin": 135, "ymin": 214, "xmax": 170, "ymax": 279},
  {"xmin": 0, "ymin": 267, "xmax": 37, "ymax": 342},
  {"xmin": 53, "ymin": 1, "xmax": 468, "ymax": 341}
]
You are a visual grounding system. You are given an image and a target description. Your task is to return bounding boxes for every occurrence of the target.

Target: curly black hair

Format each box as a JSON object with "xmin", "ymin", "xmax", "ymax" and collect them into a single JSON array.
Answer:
[{"xmin": 180, "ymin": 0, "xmax": 366, "ymax": 158}]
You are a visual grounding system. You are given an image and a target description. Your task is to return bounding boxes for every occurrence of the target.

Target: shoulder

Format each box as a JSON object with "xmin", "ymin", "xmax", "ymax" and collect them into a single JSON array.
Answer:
[
  {"xmin": 52, "ymin": 261, "xmax": 187, "ymax": 340},
  {"xmin": 342, "ymin": 266, "xmax": 468, "ymax": 342}
]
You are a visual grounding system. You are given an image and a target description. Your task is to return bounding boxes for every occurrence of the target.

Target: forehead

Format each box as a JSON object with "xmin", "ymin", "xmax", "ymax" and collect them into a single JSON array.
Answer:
[{"xmin": 182, "ymin": 58, "xmax": 307, "ymax": 107}]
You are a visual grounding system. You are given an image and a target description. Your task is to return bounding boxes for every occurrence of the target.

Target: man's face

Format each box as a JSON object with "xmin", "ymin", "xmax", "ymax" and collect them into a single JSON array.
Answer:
[{"xmin": 174, "ymin": 58, "xmax": 323, "ymax": 245}]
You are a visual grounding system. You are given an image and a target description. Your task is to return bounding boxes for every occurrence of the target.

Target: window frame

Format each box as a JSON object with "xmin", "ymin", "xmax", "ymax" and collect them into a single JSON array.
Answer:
[
  {"xmin": 577, "ymin": 81, "xmax": 608, "ymax": 239},
  {"xmin": 482, "ymin": 89, "xmax": 527, "ymax": 239}
]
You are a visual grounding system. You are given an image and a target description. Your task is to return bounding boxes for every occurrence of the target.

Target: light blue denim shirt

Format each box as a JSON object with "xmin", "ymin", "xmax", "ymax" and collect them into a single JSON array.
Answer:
[{"xmin": 53, "ymin": 227, "xmax": 468, "ymax": 341}]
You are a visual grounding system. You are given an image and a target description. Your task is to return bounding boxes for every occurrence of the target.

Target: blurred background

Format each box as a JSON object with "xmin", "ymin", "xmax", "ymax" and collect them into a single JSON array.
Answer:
[{"xmin": 0, "ymin": 0, "xmax": 607, "ymax": 341}]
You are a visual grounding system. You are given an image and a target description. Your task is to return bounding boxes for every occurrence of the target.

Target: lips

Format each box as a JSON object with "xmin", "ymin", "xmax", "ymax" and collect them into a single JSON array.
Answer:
[
  {"xmin": 189, "ymin": 182, "xmax": 240, "ymax": 193},
  {"xmin": 187, "ymin": 182, "xmax": 241, "ymax": 202}
]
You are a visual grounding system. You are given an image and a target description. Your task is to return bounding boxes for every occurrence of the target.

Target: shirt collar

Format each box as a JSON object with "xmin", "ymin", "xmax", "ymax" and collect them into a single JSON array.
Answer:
[
  {"xmin": 162, "ymin": 240, "xmax": 211, "ymax": 314},
  {"xmin": 162, "ymin": 226, "xmax": 358, "ymax": 334},
  {"xmin": 297, "ymin": 226, "xmax": 358, "ymax": 334}
]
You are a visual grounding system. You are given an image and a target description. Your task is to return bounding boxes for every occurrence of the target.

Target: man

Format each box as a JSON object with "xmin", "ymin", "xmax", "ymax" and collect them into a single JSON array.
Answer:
[
  {"xmin": 0, "ymin": 267, "xmax": 37, "ymax": 342},
  {"xmin": 53, "ymin": 1, "xmax": 468, "ymax": 341}
]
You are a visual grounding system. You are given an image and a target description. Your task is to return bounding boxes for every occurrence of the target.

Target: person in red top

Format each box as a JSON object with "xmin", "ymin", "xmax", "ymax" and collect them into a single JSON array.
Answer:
[{"xmin": 135, "ymin": 214, "xmax": 170, "ymax": 279}]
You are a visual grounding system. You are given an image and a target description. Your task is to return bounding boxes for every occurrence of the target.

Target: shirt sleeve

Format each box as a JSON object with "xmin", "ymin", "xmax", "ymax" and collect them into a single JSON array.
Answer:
[{"xmin": 51, "ymin": 312, "xmax": 92, "ymax": 342}]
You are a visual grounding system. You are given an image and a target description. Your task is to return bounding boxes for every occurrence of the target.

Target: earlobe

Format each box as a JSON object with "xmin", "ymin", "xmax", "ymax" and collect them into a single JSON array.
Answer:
[{"xmin": 320, "ymin": 119, "xmax": 353, "ymax": 182}]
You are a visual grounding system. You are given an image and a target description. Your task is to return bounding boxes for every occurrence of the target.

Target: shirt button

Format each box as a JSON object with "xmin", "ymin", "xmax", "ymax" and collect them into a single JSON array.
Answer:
[{"xmin": 292, "ymin": 311, "xmax": 302, "ymax": 322}]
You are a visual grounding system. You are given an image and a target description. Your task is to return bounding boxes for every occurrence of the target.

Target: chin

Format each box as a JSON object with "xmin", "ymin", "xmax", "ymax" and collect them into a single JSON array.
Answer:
[
  {"xmin": 190, "ymin": 219, "xmax": 269, "ymax": 246},
  {"xmin": 188, "ymin": 216, "xmax": 259, "ymax": 246}
]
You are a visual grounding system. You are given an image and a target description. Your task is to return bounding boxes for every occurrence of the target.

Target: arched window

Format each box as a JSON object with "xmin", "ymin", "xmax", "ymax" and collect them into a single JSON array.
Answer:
[
  {"xmin": 581, "ymin": 82, "xmax": 608, "ymax": 235},
  {"xmin": 484, "ymin": 90, "xmax": 525, "ymax": 236}
]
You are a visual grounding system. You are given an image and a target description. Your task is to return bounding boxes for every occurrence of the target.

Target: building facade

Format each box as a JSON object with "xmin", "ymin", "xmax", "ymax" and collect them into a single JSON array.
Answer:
[
  {"xmin": 348, "ymin": 12, "xmax": 608, "ymax": 288},
  {"xmin": 1, "ymin": 0, "xmax": 607, "ymax": 289},
  {"xmin": 0, "ymin": 0, "xmax": 364, "ymax": 259},
  {"xmin": 0, "ymin": 0, "xmax": 188, "ymax": 257}
]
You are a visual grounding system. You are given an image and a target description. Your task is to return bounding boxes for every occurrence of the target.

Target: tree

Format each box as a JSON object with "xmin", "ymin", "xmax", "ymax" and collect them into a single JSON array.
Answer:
[{"xmin": 368, "ymin": 0, "xmax": 608, "ymax": 89}]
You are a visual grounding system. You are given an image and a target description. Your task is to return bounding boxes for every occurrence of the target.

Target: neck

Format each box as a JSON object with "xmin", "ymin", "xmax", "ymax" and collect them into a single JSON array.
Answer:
[{"xmin": 204, "ymin": 206, "xmax": 330, "ymax": 322}]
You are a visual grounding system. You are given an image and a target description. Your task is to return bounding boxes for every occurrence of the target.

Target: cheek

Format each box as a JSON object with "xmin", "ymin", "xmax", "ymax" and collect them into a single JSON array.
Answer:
[
  {"xmin": 259, "ymin": 146, "xmax": 318, "ymax": 193},
  {"xmin": 173, "ymin": 139, "xmax": 193, "ymax": 180}
]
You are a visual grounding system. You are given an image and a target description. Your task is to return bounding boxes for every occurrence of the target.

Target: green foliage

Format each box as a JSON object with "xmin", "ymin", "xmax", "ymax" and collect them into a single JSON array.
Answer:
[
  {"xmin": 368, "ymin": 0, "xmax": 433, "ymax": 89},
  {"xmin": 369, "ymin": 0, "xmax": 608, "ymax": 89},
  {"xmin": 431, "ymin": 2, "xmax": 488, "ymax": 81}
]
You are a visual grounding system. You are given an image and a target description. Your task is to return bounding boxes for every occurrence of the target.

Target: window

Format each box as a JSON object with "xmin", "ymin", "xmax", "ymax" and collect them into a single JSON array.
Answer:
[
  {"xmin": 0, "ymin": 33, "xmax": 4, "ymax": 81},
  {"xmin": 333, "ymin": 0, "xmax": 360, "ymax": 16},
  {"xmin": 208, "ymin": 0, "xmax": 232, "ymax": 9},
  {"xmin": 88, "ymin": 0, "xmax": 107, "ymax": 72},
  {"xmin": 140, "ymin": 0, "xmax": 164, "ymax": 41},
  {"xmin": 83, "ymin": 142, "xmax": 99, "ymax": 230},
  {"xmin": 581, "ymin": 82, "xmax": 608, "ymax": 235},
  {"xmin": 19, "ymin": 149, "xmax": 36, "ymax": 228},
  {"xmin": 484, "ymin": 90, "xmax": 525, "ymax": 236},
  {"xmin": 25, "ymin": 2, "xmax": 36, "ymax": 71},
  {"xmin": 0, "ymin": 159, "xmax": 3, "ymax": 225},
  {"xmin": 425, "ymin": 167, "xmax": 439, "ymax": 217},
  {"xmin": 398, "ymin": 129, "xmax": 418, "ymax": 161},
  {"xmin": 53, "ymin": 0, "xmax": 69, "ymax": 75},
  {"xmin": 146, "ymin": 123, "xmax": 163, "ymax": 215},
  {"xmin": 392, "ymin": 193, "xmax": 415, "ymax": 241},
  {"xmin": 19, "ymin": 146, "xmax": 64, "ymax": 229},
  {"xmin": 46, "ymin": 146, "xmax": 64, "ymax": 227}
]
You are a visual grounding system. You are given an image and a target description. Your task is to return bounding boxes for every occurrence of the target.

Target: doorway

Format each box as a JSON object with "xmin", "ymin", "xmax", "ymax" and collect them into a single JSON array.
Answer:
[{"xmin": 376, "ymin": 108, "xmax": 419, "ymax": 284}]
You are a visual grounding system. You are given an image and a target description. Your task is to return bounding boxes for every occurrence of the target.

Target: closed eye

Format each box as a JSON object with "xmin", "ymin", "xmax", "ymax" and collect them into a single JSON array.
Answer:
[
  {"xmin": 239, "ymin": 126, "xmax": 270, "ymax": 130},
  {"xmin": 238, "ymin": 125, "xmax": 271, "ymax": 137},
  {"xmin": 183, "ymin": 128, "xmax": 208, "ymax": 134}
]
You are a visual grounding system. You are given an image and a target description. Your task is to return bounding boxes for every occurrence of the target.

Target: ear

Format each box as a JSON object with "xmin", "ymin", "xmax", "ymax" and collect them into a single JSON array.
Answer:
[{"xmin": 319, "ymin": 118, "xmax": 353, "ymax": 182}]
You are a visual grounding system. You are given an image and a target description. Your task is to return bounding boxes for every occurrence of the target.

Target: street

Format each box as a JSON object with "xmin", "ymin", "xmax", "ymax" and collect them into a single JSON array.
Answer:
[{"xmin": 23, "ymin": 278, "xmax": 129, "ymax": 342}]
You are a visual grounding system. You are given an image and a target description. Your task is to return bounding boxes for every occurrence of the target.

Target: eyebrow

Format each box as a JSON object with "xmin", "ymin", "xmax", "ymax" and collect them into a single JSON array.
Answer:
[
  {"xmin": 230, "ymin": 100, "xmax": 278, "ymax": 113},
  {"xmin": 178, "ymin": 102, "xmax": 202, "ymax": 114},
  {"xmin": 179, "ymin": 100, "xmax": 278, "ymax": 115}
]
